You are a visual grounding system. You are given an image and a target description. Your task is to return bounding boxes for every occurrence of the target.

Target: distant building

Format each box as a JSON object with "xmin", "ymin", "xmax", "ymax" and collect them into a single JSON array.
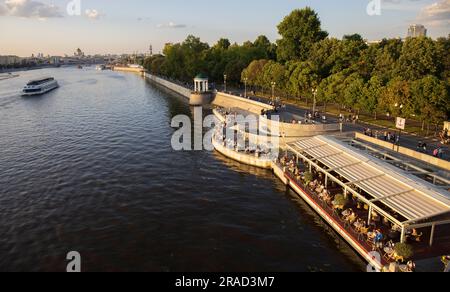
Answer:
[
  {"xmin": 365, "ymin": 40, "xmax": 382, "ymax": 46},
  {"xmin": 50, "ymin": 56, "xmax": 61, "ymax": 65},
  {"xmin": 408, "ymin": 24, "xmax": 427, "ymax": 38},
  {"xmin": 0, "ymin": 55, "xmax": 21, "ymax": 66}
]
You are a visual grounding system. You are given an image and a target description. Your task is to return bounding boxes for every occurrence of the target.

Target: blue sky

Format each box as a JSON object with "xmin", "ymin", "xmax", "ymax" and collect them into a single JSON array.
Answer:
[{"xmin": 1, "ymin": 0, "xmax": 448, "ymax": 56}]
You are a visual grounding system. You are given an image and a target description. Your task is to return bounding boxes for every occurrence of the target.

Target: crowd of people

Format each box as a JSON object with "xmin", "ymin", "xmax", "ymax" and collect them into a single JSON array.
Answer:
[
  {"xmin": 362, "ymin": 127, "xmax": 447, "ymax": 159},
  {"xmin": 363, "ymin": 128, "xmax": 400, "ymax": 145},
  {"xmin": 213, "ymin": 109, "xmax": 275, "ymax": 160},
  {"xmin": 338, "ymin": 113, "xmax": 359, "ymax": 124}
]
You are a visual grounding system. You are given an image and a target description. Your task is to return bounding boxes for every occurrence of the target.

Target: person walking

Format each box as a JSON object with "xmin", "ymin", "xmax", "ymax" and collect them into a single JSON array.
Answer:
[
  {"xmin": 438, "ymin": 146, "xmax": 444, "ymax": 159},
  {"xmin": 433, "ymin": 148, "xmax": 439, "ymax": 158}
]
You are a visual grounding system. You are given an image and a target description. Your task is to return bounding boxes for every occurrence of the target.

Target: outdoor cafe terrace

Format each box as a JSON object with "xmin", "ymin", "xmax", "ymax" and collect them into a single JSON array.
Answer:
[{"xmin": 281, "ymin": 136, "xmax": 450, "ymax": 266}]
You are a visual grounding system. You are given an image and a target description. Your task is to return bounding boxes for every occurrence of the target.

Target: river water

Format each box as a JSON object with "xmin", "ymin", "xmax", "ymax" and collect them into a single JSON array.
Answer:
[{"xmin": 0, "ymin": 67, "xmax": 365, "ymax": 272}]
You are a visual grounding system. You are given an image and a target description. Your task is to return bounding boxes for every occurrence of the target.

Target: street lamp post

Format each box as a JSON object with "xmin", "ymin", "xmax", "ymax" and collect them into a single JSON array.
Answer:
[
  {"xmin": 244, "ymin": 77, "xmax": 248, "ymax": 98},
  {"xmin": 271, "ymin": 81, "xmax": 276, "ymax": 103},
  {"xmin": 312, "ymin": 88, "xmax": 318, "ymax": 116},
  {"xmin": 224, "ymin": 74, "xmax": 227, "ymax": 92}
]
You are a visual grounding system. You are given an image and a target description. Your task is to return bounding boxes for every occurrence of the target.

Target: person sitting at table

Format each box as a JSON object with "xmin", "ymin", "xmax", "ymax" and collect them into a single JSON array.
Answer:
[
  {"xmin": 411, "ymin": 229, "xmax": 421, "ymax": 238},
  {"xmin": 315, "ymin": 184, "xmax": 324, "ymax": 194},
  {"xmin": 342, "ymin": 208, "xmax": 352, "ymax": 219},
  {"xmin": 411, "ymin": 229, "xmax": 423, "ymax": 242},
  {"xmin": 348, "ymin": 212, "xmax": 358, "ymax": 224},
  {"xmin": 372, "ymin": 211, "xmax": 381, "ymax": 222},
  {"xmin": 384, "ymin": 241, "xmax": 395, "ymax": 258},
  {"xmin": 320, "ymin": 188, "xmax": 329, "ymax": 198},
  {"xmin": 354, "ymin": 218, "xmax": 365, "ymax": 232},
  {"xmin": 374, "ymin": 230, "xmax": 384, "ymax": 249},
  {"xmin": 324, "ymin": 193, "xmax": 333, "ymax": 205},
  {"xmin": 309, "ymin": 180, "xmax": 318, "ymax": 189},
  {"xmin": 367, "ymin": 230, "xmax": 376, "ymax": 243},
  {"xmin": 391, "ymin": 224, "xmax": 402, "ymax": 232},
  {"xmin": 406, "ymin": 261, "xmax": 416, "ymax": 272}
]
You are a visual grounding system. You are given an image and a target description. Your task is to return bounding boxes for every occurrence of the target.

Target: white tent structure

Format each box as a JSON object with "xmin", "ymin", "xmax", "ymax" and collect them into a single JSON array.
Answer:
[{"xmin": 287, "ymin": 136, "xmax": 450, "ymax": 246}]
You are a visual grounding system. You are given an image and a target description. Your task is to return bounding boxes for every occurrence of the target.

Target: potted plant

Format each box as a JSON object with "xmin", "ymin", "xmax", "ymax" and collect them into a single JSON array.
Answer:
[
  {"xmin": 303, "ymin": 171, "xmax": 313, "ymax": 185},
  {"xmin": 394, "ymin": 243, "xmax": 414, "ymax": 261},
  {"xmin": 333, "ymin": 194, "xmax": 348, "ymax": 206}
]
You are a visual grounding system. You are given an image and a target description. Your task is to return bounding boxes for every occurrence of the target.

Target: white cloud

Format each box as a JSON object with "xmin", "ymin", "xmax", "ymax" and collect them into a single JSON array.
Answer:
[
  {"xmin": 0, "ymin": 4, "xmax": 7, "ymax": 15},
  {"xmin": 2, "ymin": 0, "xmax": 63, "ymax": 18},
  {"xmin": 157, "ymin": 22, "xmax": 187, "ymax": 29},
  {"xmin": 85, "ymin": 9, "xmax": 100, "ymax": 20},
  {"xmin": 380, "ymin": 0, "xmax": 426, "ymax": 12},
  {"xmin": 417, "ymin": 0, "xmax": 450, "ymax": 26}
]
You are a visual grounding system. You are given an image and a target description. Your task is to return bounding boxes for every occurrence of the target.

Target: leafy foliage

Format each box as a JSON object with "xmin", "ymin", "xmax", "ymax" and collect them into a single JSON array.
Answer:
[
  {"xmin": 394, "ymin": 243, "xmax": 414, "ymax": 260},
  {"xmin": 276, "ymin": 7, "xmax": 328, "ymax": 62},
  {"xmin": 144, "ymin": 8, "xmax": 449, "ymax": 127}
]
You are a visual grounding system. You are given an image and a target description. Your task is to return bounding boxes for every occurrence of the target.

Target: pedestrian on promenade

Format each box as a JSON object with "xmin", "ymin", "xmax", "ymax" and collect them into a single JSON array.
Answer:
[{"xmin": 438, "ymin": 146, "xmax": 444, "ymax": 159}]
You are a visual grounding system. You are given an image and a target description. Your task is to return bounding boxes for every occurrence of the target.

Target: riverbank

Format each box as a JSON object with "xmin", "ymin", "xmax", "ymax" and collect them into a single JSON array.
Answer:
[{"xmin": 0, "ymin": 73, "xmax": 20, "ymax": 81}]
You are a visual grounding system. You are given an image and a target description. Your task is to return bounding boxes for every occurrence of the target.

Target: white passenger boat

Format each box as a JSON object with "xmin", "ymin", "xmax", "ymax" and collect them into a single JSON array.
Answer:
[{"xmin": 22, "ymin": 77, "xmax": 59, "ymax": 96}]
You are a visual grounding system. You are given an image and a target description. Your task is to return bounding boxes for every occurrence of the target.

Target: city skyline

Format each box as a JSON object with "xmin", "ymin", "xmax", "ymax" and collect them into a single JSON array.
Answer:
[{"xmin": 1, "ymin": 0, "xmax": 449, "ymax": 57}]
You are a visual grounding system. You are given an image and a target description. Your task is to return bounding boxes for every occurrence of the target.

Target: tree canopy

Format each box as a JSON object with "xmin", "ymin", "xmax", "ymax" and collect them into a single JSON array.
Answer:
[
  {"xmin": 276, "ymin": 7, "xmax": 328, "ymax": 62},
  {"xmin": 143, "ymin": 7, "xmax": 449, "ymax": 127}
]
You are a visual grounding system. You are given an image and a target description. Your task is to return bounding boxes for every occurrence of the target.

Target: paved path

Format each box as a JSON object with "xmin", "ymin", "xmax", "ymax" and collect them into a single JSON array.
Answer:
[{"xmin": 224, "ymin": 89, "xmax": 449, "ymax": 162}]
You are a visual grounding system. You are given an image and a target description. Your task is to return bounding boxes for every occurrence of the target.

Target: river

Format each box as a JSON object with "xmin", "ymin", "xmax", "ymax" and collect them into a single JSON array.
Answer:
[{"xmin": 0, "ymin": 67, "xmax": 365, "ymax": 272}]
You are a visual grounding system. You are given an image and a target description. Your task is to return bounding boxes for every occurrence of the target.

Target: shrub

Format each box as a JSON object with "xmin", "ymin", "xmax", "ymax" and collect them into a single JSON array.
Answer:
[
  {"xmin": 303, "ymin": 172, "xmax": 314, "ymax": 185},
  {"xmin": 394, "ymin": 243, "xmax": 414, "ymax": 260},
  {"xmin": 333, "ymin": 194, "xmax": 348, "ymax": 207}
]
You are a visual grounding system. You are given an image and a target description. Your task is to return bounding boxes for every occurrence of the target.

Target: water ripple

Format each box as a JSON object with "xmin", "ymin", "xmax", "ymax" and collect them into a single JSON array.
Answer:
[{"xmin": 0, "ymin": 67, "xmax": 365, "ymax": 272}]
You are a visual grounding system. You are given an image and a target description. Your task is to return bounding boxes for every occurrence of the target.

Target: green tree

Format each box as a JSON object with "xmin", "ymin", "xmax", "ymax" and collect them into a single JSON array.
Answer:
[
  {"xmin": 215, "ymin": 38, "xmax": 231, "ymax": 50},
  {"xmin": 380, "ymin": 77, "xmax": 412, "ymax": 118},
  {"xmin": 373, "ymin": 38, "xmax": 403, "ymax": 82},
  {"xmin": 343, "ymin": 73, "xmax": 365, "ymax": 113},
  {"xmin": 253, "ymin": 35, "xmax": 277, "ymax": 60},
  {"xmin": 363, "ymin": 75, "xmax": 384, "ymax": 119},
  {"xmin": 317, "ymin": 72, "xmax": 346, "ymax": 112},
  {"xmin": 411, "ymin": 76, "xmax": 449, "ymax": 133},
  {"xmin": 435, "ymin": 36, "xmax": 450, "ymax": 82},
  {"xmin": 286, "ymin": 61, "xmax": 319, "ymax": 105},
  {"xmin": 309, "ymin": 38, "xmax": 342, "ymax": 79},
  {"xmin": 261, "ymin": 61, "xmax": 287, "ymax": 93},
  {"xmin": 397, "ymin": 37, "xmax": 438, "ymax": 81},
  {"xmin": 143, "ymin": 54, "xmax": 165, "ymax": 75},
  {"xmin": 332, "ymin": 35, "xmax": 368, "ymax": 74},
  {"xmin": 276, "ymin": 7, "xmax": 328, "ymax": 62},
  {"xmin": 241, "ymin": 59, "xmax": 269, "ymax": 90}
]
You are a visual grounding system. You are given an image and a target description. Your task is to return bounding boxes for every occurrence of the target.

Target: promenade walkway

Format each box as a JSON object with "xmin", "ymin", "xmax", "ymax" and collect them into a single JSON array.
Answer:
[{"xmin": 225, "ymin": 88, "xmax": 449, "ymax": 162}]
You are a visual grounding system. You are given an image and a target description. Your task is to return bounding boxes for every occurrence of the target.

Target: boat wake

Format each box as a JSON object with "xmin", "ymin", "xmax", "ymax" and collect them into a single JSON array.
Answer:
[{"xmin": 0, "ymin": 92, "xmax": 21, "ymax": 107}]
